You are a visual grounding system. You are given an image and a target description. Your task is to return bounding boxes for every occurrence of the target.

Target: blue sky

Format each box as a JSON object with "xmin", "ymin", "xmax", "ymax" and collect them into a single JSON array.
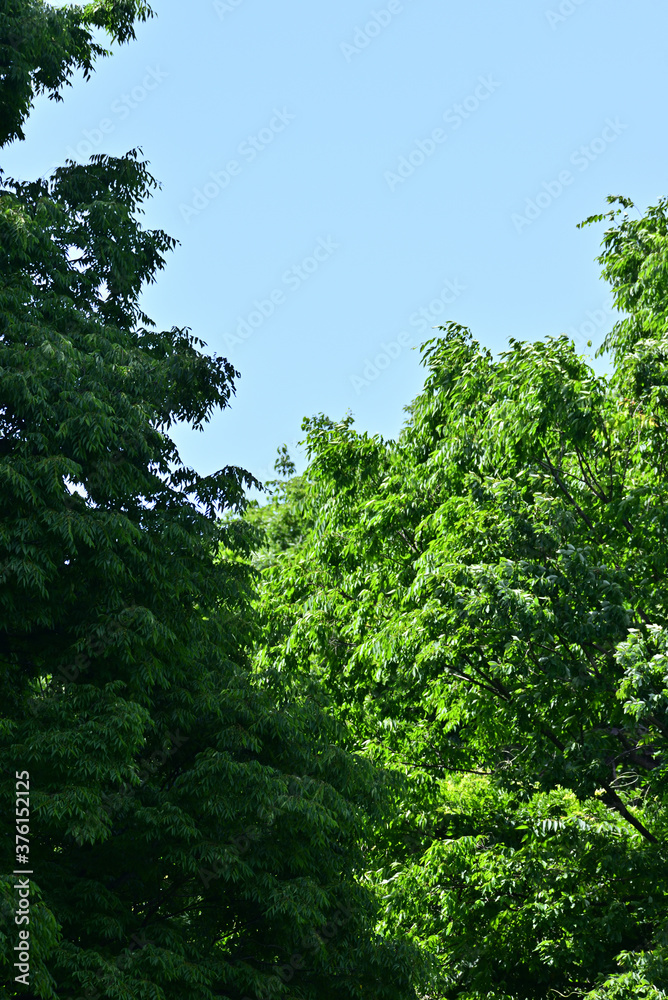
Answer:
[{"xmin": 5, "ymin": 0, "xmax": 668, "ymax": 487}]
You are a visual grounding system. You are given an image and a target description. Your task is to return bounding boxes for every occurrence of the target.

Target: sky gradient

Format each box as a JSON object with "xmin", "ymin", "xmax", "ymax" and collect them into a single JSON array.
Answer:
[{"xmin": 5, "ymin": 0, "xmax": 668, "ymax": 487}]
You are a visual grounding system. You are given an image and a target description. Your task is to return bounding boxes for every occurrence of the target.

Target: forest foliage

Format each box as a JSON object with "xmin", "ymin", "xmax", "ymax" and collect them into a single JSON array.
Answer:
[
  {"xmin": 248, "ymin": 198, "xmax": 668, "ymax": 997},
  {"xmin": 0, "ymin": 4, "xmax": 424, "ymax": 999},
  {"xmin": 1, "ymin": 3, "xmax": 668, "ymax": 999}
]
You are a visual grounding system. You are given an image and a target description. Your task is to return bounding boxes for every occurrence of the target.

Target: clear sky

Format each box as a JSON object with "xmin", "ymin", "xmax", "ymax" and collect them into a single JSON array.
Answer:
[{"xmin": 5, "ymin": 0, "xmax": 668, "ymax": 487}]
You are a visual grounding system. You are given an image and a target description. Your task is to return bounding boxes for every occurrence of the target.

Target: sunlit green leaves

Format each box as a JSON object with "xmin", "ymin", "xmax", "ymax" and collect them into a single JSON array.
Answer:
[{"xmin": 250, "ymin": 200, "xmax": 668, "ymax": 997}]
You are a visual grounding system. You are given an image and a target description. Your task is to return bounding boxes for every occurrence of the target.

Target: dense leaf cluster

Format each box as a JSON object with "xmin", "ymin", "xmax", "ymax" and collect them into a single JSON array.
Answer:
[
  {"xmin": 250, "ymin": 197, "xmax": 668, "ymax": 998},
  {"xmin": 0, "ymin": 5, "xmax": 425, "ymax": 998},
  {"xmin": 3, "ymin": 3, "xmax": 668, "ymax": 996}
]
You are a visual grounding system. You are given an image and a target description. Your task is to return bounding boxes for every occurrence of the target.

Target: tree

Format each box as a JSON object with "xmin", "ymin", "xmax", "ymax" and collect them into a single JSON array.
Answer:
[
  {"xmin": 0, "ymin": 0, "xmax": 154, "ymax": 147},
  {"xmin": 251, "ymin": 197, "xmax": 668, "ymax": 998},
  {"xmin": 0, "ymin": 7, "xmax": 425, "ymax": 998}
]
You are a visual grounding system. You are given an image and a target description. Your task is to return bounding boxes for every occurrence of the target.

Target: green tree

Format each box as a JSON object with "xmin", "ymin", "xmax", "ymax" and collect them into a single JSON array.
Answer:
[
  {"xmin": 0, "ymin": 6, "xmax": 424, "ymax": 998},
  {"xmin": 251, "ymin": 197, "xmax": 668, "ymax": 998},
  {"xmin": 0, "ymin": 0, "xmax": 154, "ymax": 147}
]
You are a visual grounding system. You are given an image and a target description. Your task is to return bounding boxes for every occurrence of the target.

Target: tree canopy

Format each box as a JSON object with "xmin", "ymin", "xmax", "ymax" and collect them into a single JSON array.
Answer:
[
  {"xmin": 249, "ymin": 196, "xmax": 668, "ymax": 998},
  {"xmin": 0, "ymin": 7, "xmax": 425, "ymax": 998},
  {"xmin": 3, "ymin": 3, "xmax": 668, "ymax": 998}
]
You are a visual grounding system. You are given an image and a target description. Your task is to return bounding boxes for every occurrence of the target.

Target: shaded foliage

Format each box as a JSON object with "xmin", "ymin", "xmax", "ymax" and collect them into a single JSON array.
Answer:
[{"xmin": 0, "ymin": 9, "xmax": 425, "ymax": 998}]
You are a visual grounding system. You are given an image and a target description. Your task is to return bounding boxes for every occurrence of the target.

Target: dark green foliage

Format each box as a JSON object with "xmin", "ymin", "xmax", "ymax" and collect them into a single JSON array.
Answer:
[
  {"xmin": 0, "ymin": 10, "xmax": 425, "ymax": 999},
  {"xmin": 0, "ymin": 0, "xmax": 154, "ymax": 146},
  {"xmin": 251, "ymin": 200, "xmax": 668, "ymax": 998}
]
